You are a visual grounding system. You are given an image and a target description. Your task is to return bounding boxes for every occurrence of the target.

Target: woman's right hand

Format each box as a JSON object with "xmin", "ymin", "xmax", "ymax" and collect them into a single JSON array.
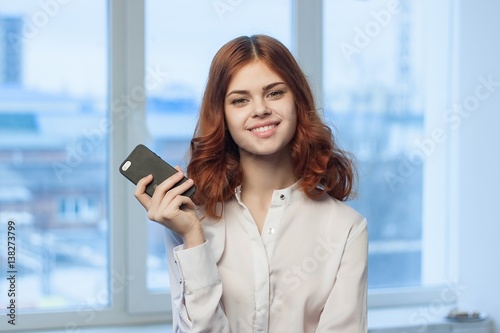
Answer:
[{"xmin": 134, "ymin": 167, "xmax": 205, "ymax": 248}]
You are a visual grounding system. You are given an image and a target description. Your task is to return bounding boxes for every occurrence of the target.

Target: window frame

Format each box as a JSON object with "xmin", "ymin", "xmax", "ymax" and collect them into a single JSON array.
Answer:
[{"xmin": 5, "ymin": 0, "xmax": 457, "ymax": 330}]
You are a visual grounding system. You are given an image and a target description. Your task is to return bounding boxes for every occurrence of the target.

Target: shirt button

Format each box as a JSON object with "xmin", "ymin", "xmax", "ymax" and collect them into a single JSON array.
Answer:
[
  {"xmin": 268, "ymin": 227, "xmax": 275, "ymax": 235},
  {"xmin": 279, "ymin": 194, "xmax": 285, "ymax": 200}
]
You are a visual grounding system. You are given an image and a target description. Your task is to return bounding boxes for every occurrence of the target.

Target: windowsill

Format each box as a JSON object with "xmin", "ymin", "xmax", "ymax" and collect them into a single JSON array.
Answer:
[
  {"xmin": 368, "ymin": 306, "xmax": 493, "ymax": 332},
  {"xmin": 16, "ymin": 307, "xmax": 493, "ymax": 333},
  {"xmin": 16, "ymin": 323, "xmax": 173, "ymax": 333}
]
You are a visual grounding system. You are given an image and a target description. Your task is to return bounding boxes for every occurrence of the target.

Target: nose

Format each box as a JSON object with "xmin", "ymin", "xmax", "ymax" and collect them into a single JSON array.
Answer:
[{"xmin": 251, "ymin": 99, "xmax": 271, "ymax": 118}]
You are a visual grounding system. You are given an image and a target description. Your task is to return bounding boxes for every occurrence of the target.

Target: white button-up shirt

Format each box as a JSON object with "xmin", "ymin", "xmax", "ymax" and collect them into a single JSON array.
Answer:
[{"xmin": 165, "ymin": 182, "xmax": 368, "ymax": 333}]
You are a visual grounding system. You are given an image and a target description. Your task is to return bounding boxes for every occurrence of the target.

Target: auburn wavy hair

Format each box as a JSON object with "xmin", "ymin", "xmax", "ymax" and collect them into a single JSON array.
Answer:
[{"xmin": 187, "ymin": 35, "xmax": 356, "ymax": 219}]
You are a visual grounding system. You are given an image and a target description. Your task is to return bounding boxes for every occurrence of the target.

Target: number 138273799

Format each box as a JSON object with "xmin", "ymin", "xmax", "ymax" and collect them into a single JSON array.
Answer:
[{"xmin": 7, "ymin": 220, "xmax": 16, "ymax": 270}]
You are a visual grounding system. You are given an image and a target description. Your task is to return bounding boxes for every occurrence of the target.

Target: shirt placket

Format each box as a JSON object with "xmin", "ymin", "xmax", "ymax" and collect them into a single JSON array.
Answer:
[
  {"xmin": 234, "ymin": 195, "xmax": 270, "ymax": 332},
  {"xmin": 234, "ymin": 187, "xmax": 290, "ymax": 333},
  {"xmin": 260, "ymin": 189, "xmax": 288, "ymax": 262}
]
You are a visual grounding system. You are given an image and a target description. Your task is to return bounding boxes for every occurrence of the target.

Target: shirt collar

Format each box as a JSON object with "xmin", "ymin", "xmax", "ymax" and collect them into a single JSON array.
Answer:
[{"xmin": 234, "ymin": 180, "xmax": 303, "ymax": 206}]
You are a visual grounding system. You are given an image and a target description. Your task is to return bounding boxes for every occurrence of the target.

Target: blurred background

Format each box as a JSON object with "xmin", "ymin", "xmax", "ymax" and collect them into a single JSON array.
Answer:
[{"xmin": 0, "ymin": 0, "xmax": 498, "ymax": 332}]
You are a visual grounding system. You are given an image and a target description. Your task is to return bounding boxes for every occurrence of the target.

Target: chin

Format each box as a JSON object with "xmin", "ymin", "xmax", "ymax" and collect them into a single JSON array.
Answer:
[{"xmin": 241, "ymin": 145, "xmax": 291, "ymax": 158}]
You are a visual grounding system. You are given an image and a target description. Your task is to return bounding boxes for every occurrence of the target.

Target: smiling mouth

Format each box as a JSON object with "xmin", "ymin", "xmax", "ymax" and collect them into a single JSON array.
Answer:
[{"xmin": 250, "ymin": 124, "xmax": 278, "ymax": 133}]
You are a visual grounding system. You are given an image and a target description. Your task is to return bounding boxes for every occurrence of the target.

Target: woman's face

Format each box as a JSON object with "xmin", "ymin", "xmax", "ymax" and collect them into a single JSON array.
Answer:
[{"xmin": 224, "ymin": 61, "xmax": 297, "ymax": 159}]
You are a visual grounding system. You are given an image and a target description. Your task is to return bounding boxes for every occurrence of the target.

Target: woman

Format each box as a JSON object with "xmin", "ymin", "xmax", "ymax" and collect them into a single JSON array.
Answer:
[{"xmin": 135, "ymin": 35, "xmax": 368, "ymax": 333}]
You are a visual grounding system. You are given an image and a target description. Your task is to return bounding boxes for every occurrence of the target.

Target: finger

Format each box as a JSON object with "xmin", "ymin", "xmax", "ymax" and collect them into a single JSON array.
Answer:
[
  {"xmin": 134, "ymin": 174, "xmax": 153, "ymax": 209},
  {"xmin": 150, "ymin": 171, "xmax": 192, "ymax": 210},
  {"xmin": 181, "ymin": 196, "xmax": 196, "ymax": 210},
  {"xmin": 149, "ymin": 171, "xmax": 186, "ymax": 211},
  {"xmin": 154, "ymin": 179, "xmax": 193, "ymax": 210},
  {"xmin": 157, "ymin": 178, "xmax": 195, "ymax": 209},
  {"xmin": 166, "ymin": 177, "xmax": 194, "ymax": 198},
  {"xmin": 153, "ymin": 170, "xmax": 186, "ymax": 195},
  {"xmin": 148, "ymin": 171, "xmax": 190, "ymax": 219},
  {"xmin": 158, "ymin": 194, "xmax": 197, "ymax": 226},
  {"xmin": 152, "ymin": 179, "xmax": 194, "ymax": 223}
]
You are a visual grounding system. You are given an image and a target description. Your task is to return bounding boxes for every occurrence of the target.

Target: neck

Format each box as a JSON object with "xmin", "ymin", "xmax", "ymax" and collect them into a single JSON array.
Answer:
[
  {"xmin": 239, "ymin": 149, "xmax": 296, "ymax": 196},
  {"xmin": 238, "ymin": 149, "xmax": 296, "ymax": 234}
]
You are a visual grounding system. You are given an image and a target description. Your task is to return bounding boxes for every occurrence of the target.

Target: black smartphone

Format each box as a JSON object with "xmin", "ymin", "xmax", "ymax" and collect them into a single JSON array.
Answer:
[{"xmin": 119, "ymin": 144, "xmax": 195, "ymax": 198}]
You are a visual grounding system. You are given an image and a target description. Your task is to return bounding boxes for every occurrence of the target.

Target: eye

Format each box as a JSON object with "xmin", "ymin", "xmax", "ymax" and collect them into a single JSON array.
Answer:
[
  {"xmin": 267, "ymin": 90, "xmax": 284, "ymax": 100},
  {"xmin": 231, "ymin": 98, "xmax": 248, "ymax": 106}
]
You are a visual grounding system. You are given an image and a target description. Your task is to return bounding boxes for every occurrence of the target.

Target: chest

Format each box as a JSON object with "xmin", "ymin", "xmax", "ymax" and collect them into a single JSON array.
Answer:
[
  {"xmin": 216, "ymin": 201, "xmax": 348, "ymax": 316},
  {"xmin": 243, "ymin": 200, "xmax": 269, "ymax": 234}
]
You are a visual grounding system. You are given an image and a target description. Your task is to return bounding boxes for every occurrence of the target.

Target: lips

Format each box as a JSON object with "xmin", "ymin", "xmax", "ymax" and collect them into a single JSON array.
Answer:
[
  {"xmin": 248, "ymin": 122, "xmax": 280, "ymax": 133},
  {"xmin": 251, "ymin": 124, "xmax": 276, "ymax": 133}
]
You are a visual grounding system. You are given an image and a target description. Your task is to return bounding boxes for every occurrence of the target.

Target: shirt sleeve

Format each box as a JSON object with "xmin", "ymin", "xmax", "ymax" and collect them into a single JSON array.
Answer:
[
  {"xmin": 315, "ymin": 218, "xmax": 368, "ymax": 333},
  {"xmin": 164, "ymin": 229, "xmax": 230, "ymax": 333}
]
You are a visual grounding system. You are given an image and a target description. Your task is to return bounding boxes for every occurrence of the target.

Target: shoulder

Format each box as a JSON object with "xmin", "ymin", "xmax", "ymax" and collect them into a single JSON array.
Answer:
[
  {"xmin": 303, "ymin": 191, "xmax": 365, "ymax": 222},
  {"xmin": 304, "ymin": 193, "xmax": 367, "ymax": 239},
  {"xmin": 327, "ymin": 197, "xmax": 365, "ymax": 225},
  {"xmin": 328, "ymin": 197, "xmax": 367, "ymax": 240}
]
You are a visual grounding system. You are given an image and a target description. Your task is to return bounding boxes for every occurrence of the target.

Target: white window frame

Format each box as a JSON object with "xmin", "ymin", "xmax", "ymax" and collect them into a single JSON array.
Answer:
[{"xmin": 5, "ymin": 0, "xmax": 457, "ymax": 331}]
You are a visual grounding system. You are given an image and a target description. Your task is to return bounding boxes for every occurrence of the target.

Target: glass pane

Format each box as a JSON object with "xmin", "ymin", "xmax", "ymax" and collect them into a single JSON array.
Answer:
[
  {"xmin": 323, "ymin": 0, "xmax": 426, "ymax": 288},
  {"xmin": 0, "ymin": 1, "xmax": 108, "ymax": 312},
  {"xmin": 145, "ymin": 0, "xmax": 292, "ymax": 291}
]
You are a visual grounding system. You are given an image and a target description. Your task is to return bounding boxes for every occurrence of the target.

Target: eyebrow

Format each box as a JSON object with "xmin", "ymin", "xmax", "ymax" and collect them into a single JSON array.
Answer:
[{"xmin": 226, "ymin": 81, "xmax": 286, "ymax": 98}]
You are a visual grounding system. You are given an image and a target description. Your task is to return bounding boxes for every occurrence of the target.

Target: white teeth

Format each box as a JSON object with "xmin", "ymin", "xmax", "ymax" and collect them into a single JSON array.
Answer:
[{"xmin": 251, "ymin": 124, "xmax": 276, "ymax": 133}]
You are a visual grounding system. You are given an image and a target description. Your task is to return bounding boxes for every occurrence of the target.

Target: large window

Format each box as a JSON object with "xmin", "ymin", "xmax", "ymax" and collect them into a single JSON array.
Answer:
[
  {"xmin": 324, "ymin": 0, "xmax": 425, "ymax": 288},
  {"xmin": 324, "ymin": 0, "xmax": 452, "ymax": 294},
  {"xmin": 0, "ymin": 1, "xmax": 454, "ymax": 331},
  {"xmin": 0, "ymin": 0, "xmax": 109, "ymax": 313}
]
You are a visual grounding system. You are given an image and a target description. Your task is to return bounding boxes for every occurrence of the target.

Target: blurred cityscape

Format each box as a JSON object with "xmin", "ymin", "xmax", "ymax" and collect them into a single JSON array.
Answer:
[{"xmin": 0, "ymin": 3, "xmax": 423, "ymax": 311}]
